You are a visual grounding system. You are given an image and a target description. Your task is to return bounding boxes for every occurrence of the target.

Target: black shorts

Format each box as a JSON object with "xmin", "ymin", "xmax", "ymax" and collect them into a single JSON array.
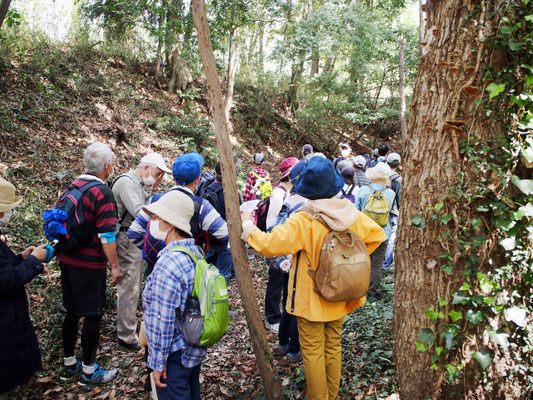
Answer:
[{"xmin": 60, "ymin": 263, "xmax": 107, "ymax": 317}]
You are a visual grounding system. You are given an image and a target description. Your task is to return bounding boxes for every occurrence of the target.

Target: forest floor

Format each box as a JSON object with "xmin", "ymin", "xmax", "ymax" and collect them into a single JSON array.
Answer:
[{"xmin": 1, "ymin": 33, "xmax": 398, "ymax": 399}]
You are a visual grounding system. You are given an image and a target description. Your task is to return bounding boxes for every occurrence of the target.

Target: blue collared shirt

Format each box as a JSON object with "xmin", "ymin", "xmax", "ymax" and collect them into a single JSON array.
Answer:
[{"xmin": 142, "ymin": 238, "xmax": 207, "ymax": 370}]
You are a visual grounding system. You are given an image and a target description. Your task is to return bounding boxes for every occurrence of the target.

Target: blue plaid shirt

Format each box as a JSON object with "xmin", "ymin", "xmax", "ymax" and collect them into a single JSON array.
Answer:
[{"xmin": 142, "ymin": 238, "xmax": 207, "ymax": 370}]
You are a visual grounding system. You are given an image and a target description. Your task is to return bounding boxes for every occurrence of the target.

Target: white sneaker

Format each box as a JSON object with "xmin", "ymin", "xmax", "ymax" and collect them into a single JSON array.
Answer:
[{"xmin": 267, "ymin": 322, "xmax": 280, "ymax": 333}]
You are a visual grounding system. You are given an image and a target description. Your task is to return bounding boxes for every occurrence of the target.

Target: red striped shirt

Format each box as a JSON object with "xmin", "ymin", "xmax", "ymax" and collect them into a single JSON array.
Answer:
[{"xmin": 58, "ymin": 178, "xmax": 116, "ymax": 269}]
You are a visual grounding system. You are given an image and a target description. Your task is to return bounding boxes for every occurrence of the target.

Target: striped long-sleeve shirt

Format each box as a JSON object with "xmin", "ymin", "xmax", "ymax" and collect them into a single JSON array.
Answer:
[
  {"xmin": 127, "ymin": 185, "xmax": 228, "ymax": 267},
  {"xmin": 142, "ymin": 238, "xmax": 207, "ymax": 370},
  {"xmin": 58, "ymin": 175, "xmax": 116, "ymax": 270}
]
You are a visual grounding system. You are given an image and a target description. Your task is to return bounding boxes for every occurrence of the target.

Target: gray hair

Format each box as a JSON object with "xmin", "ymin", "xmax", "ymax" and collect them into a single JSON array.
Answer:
[{"xmin": 83, "ymin": 143, "xmax": 114, "ymax": 174}]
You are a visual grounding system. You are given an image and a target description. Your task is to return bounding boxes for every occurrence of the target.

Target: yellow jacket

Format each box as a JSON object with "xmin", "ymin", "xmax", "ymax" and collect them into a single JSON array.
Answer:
[{"xmin": 242, "ymin": 198, "xmax": 385, "ymax": 322}]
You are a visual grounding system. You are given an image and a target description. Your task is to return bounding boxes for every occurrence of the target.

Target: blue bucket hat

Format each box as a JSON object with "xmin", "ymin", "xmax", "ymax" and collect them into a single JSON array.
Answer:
[
  {"xmin": 294, "ymin": 157, "xmax": 344, "ymax": 200},
  {"xmin": 172, "ymin": 153, "xmax": 204, "ymax": 185}
]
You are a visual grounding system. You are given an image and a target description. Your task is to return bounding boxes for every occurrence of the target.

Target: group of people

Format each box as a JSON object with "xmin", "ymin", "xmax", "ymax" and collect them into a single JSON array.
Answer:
[{"xmin": 0, "ymin": 139, "xmax": 402, "ymax": 400}]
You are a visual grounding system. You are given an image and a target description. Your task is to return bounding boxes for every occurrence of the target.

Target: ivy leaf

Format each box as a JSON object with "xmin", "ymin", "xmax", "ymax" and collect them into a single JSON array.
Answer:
[
  {"xmin": 473, "ymin": 350, "xmax": 493, "ymax": 370},
  {"xmin": 430, "ymin": 363, "xmax": 438, "ymax": 371},
  {"xmin": 504, "ymin": 306, "xmax": 527, "ymax": 327},
  {"xmin": 486, "ymin": 82, "xmax": 505, "ymax": 98},
  {"xmin": 435, "ymin": 346, "xmax": 444, "ymax": 356},
  {"xmin": 425, "ymin": 307, "xmax": 442, "ymax": 320},
  {"xmin": 418, "ymin": 328, "xmax": 436, "ymax": 345},
  {"xmin": 415, "ymin": 341, "xmax": 427, "ymax": 352},
  {"xmin": 526, "ymin": 75, "xmax": 533, "ymax": 87},
  {"xmin": 511, "ymin": 175, "xmax": 533, "ymax": 195},
  {"xmin": 442, "ymin": 331, "xmax": 455, "ymax": 350},
  {"xmin": 479, "ymin": 278, "xmax": 494, "ymax": 294},
  {"xmin": 449, "ymin": 310, "xmax": 462, "ymax": 323},
  {"xmin": 488, "ymin": 330, "xmax": 510, "ymax": 350},
  {"xmin": 525, "ymin": 14, "xmax": 533, "ymax": 22},
  {"xmin": 499, "ymin": 237, "xmax": 516, "ymax": 251},
  {"xmin": 411, "ymin": 214, "xmax": 426, "ymax": 228},
  {"xmin": 466, "ymin": 310, "xmax": 483, "ymax": 325},
  {"xmin": 452, "ymin": 291, "xmax": 470, "ymax": 305},
  {"xmin": 516, "ymin": 203, "xmax": 533, "ymax": 219}
]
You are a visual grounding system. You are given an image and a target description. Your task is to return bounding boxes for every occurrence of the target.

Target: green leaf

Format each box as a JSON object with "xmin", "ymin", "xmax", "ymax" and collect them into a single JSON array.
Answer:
[
  {"xmin": 486, "ymin": 83, "xmax": 505, "ymax": 98},
  {"xmin": 459, "ymin": 283, "xmax": 471, "ymax": 291},
  {"xmin": 500, "ymin": 26, "xmax": 514, "ymax": 34},
  {"xmin": 525, "ymin": 14, "xmax": 533, "ymax": 21},
  {"xmin": 418, "ymin": 328, "xmax": 436, "ymax": 345},
  {"xmin": 483, "ymin": 297, "xmax": 494, "ymax": 305},
  {"xmin": 415, "ymin": 341, "xmax": 427, "ymax": 352},
  {"xmin": 499, "ymin": 237, "xmax": 516, "ymax": 251},
  {"xmin": 473, "ymin": 350, "xmax": 492, "ymax": 370},
  {"xmin": 488, "ymin": 330, "xmax": 509, "ymax": 350},
  {"xmin": 452, "ymin": 291, "xmax": 470, "ymax": 305},
  {"xmin": 521, "ymin": 144, "xmax": 533, "ymax": 162},
  {"xmin": 430, "ymin": 363, "xmax": 438, "ymax": 371},
  {"xmin": 511, "ymin": 175, "xmax": 533, "ymax": 195},
  {"xmin": 466, "ymin": 310, "xmax": 483, "ymax": 325},
  {"xmin": 526, "ymin": 75, "xmax": 533, "ymax": 87},
  {"xmin": 442, "ymin": 331, "xmax": 455, "ymax": 350},
  {"xmin": 435, "ymin": 346, "xmax": 444, "ymax": 356},
  {"xmin": 470, "ymin": 218, "xmax": 482, "ymax": 228},
  {"xmin": 479, "ymin": 279, "xmax": 494, "ymax": 294},
  {"xmin": 425, "ymin": 307, "xmax": 442, "ymax": 320},
  {"xmin": 438, "ymin": 298, "xmax": 448, "ymax": 307},
  {"xmin": 411, "ymin": 214, "xmax": 426, "ymax": 228},
  {"xmin": 504, "ymin": 306, "xmax": 527, "ymax": 327},
  {"xmin": 449, "ymin": 310, "xmax": 462, "ymax": 323},
  {"xmin": 516, "ymin": 203, "xmax": 533, "ymax": 219}
]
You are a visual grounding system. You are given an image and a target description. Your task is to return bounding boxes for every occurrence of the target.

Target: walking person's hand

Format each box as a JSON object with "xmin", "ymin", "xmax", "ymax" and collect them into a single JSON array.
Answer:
[
  {"xmin": 22, "ymin": 246, "xmax": 36, "ymax": 260},
  {"xmin": 110, "ymin": 264, "xmax": 122, "ymax": 286},
  {"xmin": 153, "ymin": 369, "xmax": 168, "ymax": 388}
]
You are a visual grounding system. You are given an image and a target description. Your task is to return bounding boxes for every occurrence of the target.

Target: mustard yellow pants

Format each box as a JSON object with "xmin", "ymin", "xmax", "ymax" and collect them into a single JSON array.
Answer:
[{"xmin": 296, "ymin": 316, "xmax": 344, "ymax": 400}]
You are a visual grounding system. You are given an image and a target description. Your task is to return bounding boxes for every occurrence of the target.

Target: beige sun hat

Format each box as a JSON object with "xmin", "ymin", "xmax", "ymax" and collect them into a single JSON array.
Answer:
[
  {"xmin": 365, "ymin": 162, "xmax": 392, "ymax": 186},
  {"xmin": 0, "ymin": 177, "xmax": 23, "ymax": 213},
  {"xmin": 142, "ymin": 190, "xmax": 194, "ymax": 236}
]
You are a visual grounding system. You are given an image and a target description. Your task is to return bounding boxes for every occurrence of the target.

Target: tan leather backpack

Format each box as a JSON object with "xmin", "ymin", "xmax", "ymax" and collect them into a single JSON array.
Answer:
[{"xmin": 303, "ymin": 217, "xmax": 371, "ymax": 302}]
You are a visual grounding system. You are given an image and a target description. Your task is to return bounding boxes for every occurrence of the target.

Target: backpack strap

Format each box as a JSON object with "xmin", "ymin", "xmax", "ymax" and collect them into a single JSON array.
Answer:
[
  {"xmin": 168, "ymin": 245, "xmax": 199, "ymax": 263},
  {"xmin": 347, "ymin": 185, "xmax": 355, "ymax": 196},
  {"xmin": 109, "ymin": 174, "xmax": 136, "ymax": 224}
]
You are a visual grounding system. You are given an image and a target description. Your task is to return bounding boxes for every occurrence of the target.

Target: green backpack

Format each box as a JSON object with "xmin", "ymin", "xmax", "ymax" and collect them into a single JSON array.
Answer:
[
  {"xmin": 363, "ymin": 190, "xmax": 390, "ymax": 227},
  {"xmin": 170, "ymin": 246, "xmax": 230, "ymax": 347},
  {"xmin": 251, "ymin": 171, "xmax": 273, "ymax": 199}
]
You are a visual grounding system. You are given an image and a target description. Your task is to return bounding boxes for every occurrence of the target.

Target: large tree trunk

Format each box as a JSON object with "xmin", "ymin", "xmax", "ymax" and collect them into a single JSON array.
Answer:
[
  {"xmin": 191, "ymin": 1, "xmax": 282, "ymax": 399},
  {"xmin": 0, "ymin": 0, "xmax": 12, "ymax": 29},
  {"xmin": 395, "ymin": 2, "xmax": 528, "ymax": 399},
  {"xmin": 399, "ymin": 34, "xmax": 406, "ymax": 146},
  {"xmin": 419, "ymin": 0, "xmax": 426, "ymax": 53}
]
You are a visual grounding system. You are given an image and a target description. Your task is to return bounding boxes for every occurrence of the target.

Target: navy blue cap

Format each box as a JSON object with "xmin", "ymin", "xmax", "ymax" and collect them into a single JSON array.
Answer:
[
  {"xmin": 172, "ymin": 153, "xmax": 204, "ymax": 185},
  {"xmin": 294, "ymin": 157, "xmax": 344, "ymax": 200}
]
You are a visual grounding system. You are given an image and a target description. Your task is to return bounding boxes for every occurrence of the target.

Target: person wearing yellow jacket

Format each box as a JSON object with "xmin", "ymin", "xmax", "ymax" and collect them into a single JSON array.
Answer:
[{"xmin": 241, "ymin": 156, "xmax": 386, "ymax": 400}]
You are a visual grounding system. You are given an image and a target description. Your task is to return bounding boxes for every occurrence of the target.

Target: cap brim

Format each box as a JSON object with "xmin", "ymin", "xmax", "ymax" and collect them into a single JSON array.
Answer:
[{"xmin": 0, "ymin": 196, "xmax": 23, "ymax": 213}]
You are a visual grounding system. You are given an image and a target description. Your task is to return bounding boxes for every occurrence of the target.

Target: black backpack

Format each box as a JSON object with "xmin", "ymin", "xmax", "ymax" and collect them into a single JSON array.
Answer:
[
  {"xmin": 49, "ymin": 180, "xmax": 103, "ymax": 254},
  {"xmin": 194, "ymin": 171, "xmax": 217, "ymax": 197},
  {"xmin": 201, "ymin": 185, "xmax": 224, "ymax": 217}
]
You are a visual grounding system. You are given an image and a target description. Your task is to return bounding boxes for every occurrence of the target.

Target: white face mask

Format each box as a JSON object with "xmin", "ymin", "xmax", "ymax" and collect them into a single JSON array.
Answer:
[
  {"xmin": 143, "ymin": 170, "xmax": 157, "ymax": 186},
  {"xmin": 341, "ymin": 149, "xmax": 350, "ymax": 158},
  {"xmin": 0, "ymin": 209, "xmax": 13, "ymax": 228},
  {"xmin": 149, "ymin": 219, "xmax": 171, "ymax": 241}
]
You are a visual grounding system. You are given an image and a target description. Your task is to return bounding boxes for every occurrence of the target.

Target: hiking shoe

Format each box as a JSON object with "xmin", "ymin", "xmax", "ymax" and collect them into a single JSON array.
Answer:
[
  {"xmin": 267, "ymin": 322, "xmax": 279, "ymax": 333},
  {"xmin": 78, "ymin": 364, "xmax": 119, "ymax": 388},
  {"xmin": 117, "ymin": 339, "xmax": 141, "ymax": 352},
  {"xmin": 59, "ymin": 359, "xmax": 82, "ymax": 382},
  {"xmin": 287, "ymin": 351, "xmax": 302, "ymax": 363},
  {"xmin": 274, "ymin": 345, "xmax": 289, "ymax": 357}
]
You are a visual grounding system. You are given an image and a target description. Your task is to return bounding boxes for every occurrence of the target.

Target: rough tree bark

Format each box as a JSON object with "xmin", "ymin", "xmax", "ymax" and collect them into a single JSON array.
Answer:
[
  {"xmin": 0, "ymin": 0, "xmax": 12, "ymax": 29},
  {"xmin": 395, "ymin": 2, "xmax": 521, "ymax": 399},
  {"xmin": 191, "ymin": 1, "xmax": 282, "ymax": 399},
  {"xmin": 399, "ymin": 34, "xmax": 407, "ymax": 146}
]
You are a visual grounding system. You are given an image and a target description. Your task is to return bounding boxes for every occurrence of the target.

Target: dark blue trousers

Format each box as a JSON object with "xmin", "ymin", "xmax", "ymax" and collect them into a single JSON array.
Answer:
[
  {"xmin": 265, "ymin": 266, "xmax": 285, "ymax": 324},
  {"xmin": 155, "ymin": 351, "xmax": 201, "ymax": 400},
  {"xmin": 278, "ymin": 273, "xmax": 300, "ymax": 353}
]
